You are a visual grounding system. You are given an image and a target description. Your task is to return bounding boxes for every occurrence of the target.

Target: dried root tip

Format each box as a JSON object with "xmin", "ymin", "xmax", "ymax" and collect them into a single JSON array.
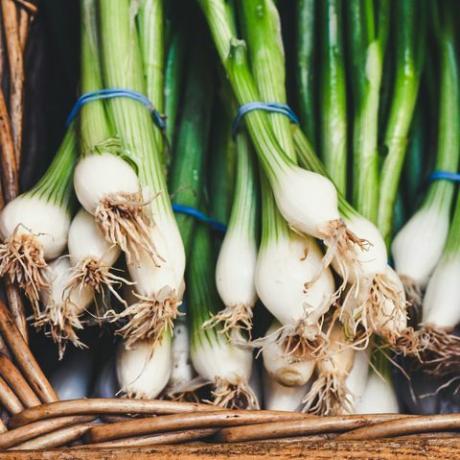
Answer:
[
  {"xmin": 107, "ymin": 286, "xmax": 181, "ymax": 349},
  {"xmin": 118, "ymin": 390, "xmax": 149, "ymax": 400},
  {"xmin": 399, "ymin": 274, "xmax": 423, "ymax": 325},
  {"xmin": 341, "ymin": 273, "xmax": 408, "ymax": 350},
  {"xmin": 253, "ymin": 320, "xmax": 328, "ymax": 360},
  {"xmin": 0, "ymin": 234, "xmax": 49, "ymax": 317},
  {"xmin": 301, "ymin": 374, "xmax": 352, "ymax": 415},
  {"xmin": 68, "ymin": 257, "xmax": 129, "ymax": 306},
  {"xmin": 95, "ymin": 192, "xmax": 163, "ymax": 265},
  {"xmin": 386, "ymin": 327, "xmax": 422, "ymax": 358},
  {"xmin": 34, "ymin": 302, "xmax": 87, "ymax": 360},
  {"xmin": 163, "ymin": 376, "xmax": 209, "ymax": 403},
  {"xmin": 316, "ymin": 219, "xmax": 370, "ymax": 291},
  {"xmin": 211, "ymin": 377, "xmax": 260, "ymax": 410},
  {"xmin": 202, "ymin": 304, "xmax": 253, "ymax": 337},
  {"xmin": 418, "ymin": 326, "xmax": 460, "ymax": 376}
]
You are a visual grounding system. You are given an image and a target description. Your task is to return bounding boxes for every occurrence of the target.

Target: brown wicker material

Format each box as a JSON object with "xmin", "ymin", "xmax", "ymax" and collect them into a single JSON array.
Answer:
[{"xmin": 0, "ymin": 283, "xmax": 458, "ymax": 453}]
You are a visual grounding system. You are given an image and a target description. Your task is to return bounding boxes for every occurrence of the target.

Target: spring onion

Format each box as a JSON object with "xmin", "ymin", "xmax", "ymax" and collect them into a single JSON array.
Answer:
[
  {"xmin": 36, "ymin": 257, "xmax": 93, "ymax": 358},
  {"xmin": 377, "ymin": 0, "xmax": 425, "ymax": 243},
  {"xmin": 99, "ymin": 0, "xmax": 185, "ymax": 348},
  {"xmin": 263, "ymin": 369, "xmax": 309, "ymax": 412},
  {"xmin": 419, "ymin": 192, "xmax": 460, "ymax": 375},
  {"xmin": 256, "ymin": 175, "xmax": 335, "ymax": 356},
  {"xmin": 188, "ymin": 221, "xmax": 258, "ymax": 409},
  {"xmin": 0, "ymin": 127, "xmax": 75, "ymax": 317},
  {"xmin": 199, "ymin": 0, "xmax": 366, "ymax": 275},
  {"xmin": 356, "ymin": 370, "xmax": 399, "ymax": 414},
  {"xmin": 116, "ymin": 335, "xmax": 172, "ymax": 399},
  {"xmin": 302, "ymin": 324, "xmax": 355, "ymax": 415},
  {"xmin": 74, "ymin": 0, "xmax": 155, "ymax": 265},
  {"xmin": 208, "ymin": 131, "xmax": 258, "ymax": 334},
  {"xmin": 392, "ymin": 11, "xmax": 459, "ymax": 308},
  {"xmin": 262, "ymin": 320, "xmax": 315, "ymax": 387}
]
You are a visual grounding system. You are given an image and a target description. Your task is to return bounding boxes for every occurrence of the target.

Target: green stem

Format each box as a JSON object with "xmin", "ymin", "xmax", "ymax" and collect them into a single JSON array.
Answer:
[
  {"xmin": 28, "ymin": 127, "xmax": 77, "ymax": 210},
  {"xmin": 319, "ymin": 0, "xmax": 347, "ymax": 194},
  {"xmin": 377, "ymin": 0, "xmax": 425, "ymax": 244},
  {"xmin": 227, "ymin": 131, "xmax": 258, "ymax": 240},
  {"xmin": 169, "ymin": 46, "xmax": 213, "ymax": 257},
  {"xmin": 295, "ymin": 0, "xmax": 317, "ymax": 147},
  {"xmin": 423, "ymin": 11, "xmax": 459, "ymax": 214},
  {"xmin": 164, "ymin": 31, "xmax": 186, "ymax": 149},
  {"xmin": 80, "ymin": 0, "xmax": 113, "ymax": 154},
  {"xmin": 187, "ymin": 221, "xmax": 219, "ymax": 348},
  {"xmin": 198, "ymin": 0, "xmax": 293, "ymax": 184},
  {"xmin": 138, "ymin": 0, "xmax": 165, "ymax": 166},
  {"xmin": 346, "ymin": 0, "xmax": 389, "ymax": 222},
  {"xmin": 209, "ymin": 106, "xmax": 236, "ymax": 226},
  {"xmin": 99, "ymin": 0, "xmax": 171, "ymax": 214},
  {"xmin": 259, "ymin": 171, "xmax": 288, "ymax": 248},
  {"xmin": 239, "ymin": 0, "xmax": 295, "ymax": 161}
]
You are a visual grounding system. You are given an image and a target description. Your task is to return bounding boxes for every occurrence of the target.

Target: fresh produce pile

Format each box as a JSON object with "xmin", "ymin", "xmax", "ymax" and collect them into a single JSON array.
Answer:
[{"xmin": 0, "ymin": 0, "xmax": 459, "ymax": 416}]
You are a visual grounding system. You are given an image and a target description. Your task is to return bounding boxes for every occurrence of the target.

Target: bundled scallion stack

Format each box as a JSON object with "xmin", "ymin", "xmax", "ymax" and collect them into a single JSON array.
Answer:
[{"xmin": 0, "ymin": 0, "xmax": 458, "ymax": 416}]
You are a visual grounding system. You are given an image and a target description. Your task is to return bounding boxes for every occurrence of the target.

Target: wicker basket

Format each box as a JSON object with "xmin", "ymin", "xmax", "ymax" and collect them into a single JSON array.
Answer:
[{"xmin": 0, "ymin": 300, "xmax": 459, "ymax": 457}]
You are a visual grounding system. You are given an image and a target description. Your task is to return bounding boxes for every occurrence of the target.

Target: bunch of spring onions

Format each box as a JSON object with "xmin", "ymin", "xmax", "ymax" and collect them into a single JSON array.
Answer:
[{"xmin": 1, "ymin": 0, "xmax": 459, "ymax": 417}]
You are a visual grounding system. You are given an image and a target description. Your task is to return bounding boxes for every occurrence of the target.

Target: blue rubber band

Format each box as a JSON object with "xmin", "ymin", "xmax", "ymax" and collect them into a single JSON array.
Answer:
[
  {"xmin": 65, "ymin": 88, "xmax": 166, "ymax": 130},
  {"xmin": 172, "ymin": 203, "xmax": 227, "ymax": 233},
  {"xmin": 232, "ymin": 102, "xmax": 299, "ymax": 137},
  {"xmin": 428, "ymin": 171, "xmax": 460, "ymax": 183}
]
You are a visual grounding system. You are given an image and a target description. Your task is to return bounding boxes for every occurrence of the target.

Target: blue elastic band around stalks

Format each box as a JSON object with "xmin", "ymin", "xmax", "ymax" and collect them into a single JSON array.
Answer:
[
  {"xmin": 172, "ymin": 203, "xmax": 227, "ymax": 233},
  {"xmin": 428, "ymin": 171, "xmax": 460, "ymax": 183},
  {"xmin": 232, "ymin": 102, "xmax": 299, "ymax": 137},
  {"xmin": 66, "ymin": 88, "xmax": 166, "ymax": 130}
]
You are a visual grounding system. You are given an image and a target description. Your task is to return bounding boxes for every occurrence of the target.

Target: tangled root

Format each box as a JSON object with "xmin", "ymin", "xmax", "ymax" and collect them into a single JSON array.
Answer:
[
  {"xmin": 107, "ymin": 286, "xmax": 181, "ymax": 349},
  {"xmin": 301, "ymin": 373, "xmax": 352, "ymax": 415},
  {"xmin": 341, "ymin": 273, "xmax": 409, "ymax": 350},
  {"xmin": 417, "ymin": 326, "xmax": 460, "ymax": 376},
  {"xmin": 211, "ymin": 377, "xmax": 260, "ymax": 410},
  {"xmin": 34, "ymin": 298, "xmax": 87, "ymax": 360},
  {"xmin": 252, "ymin": 319, "xmax": 328, "ymax": 360},
  {"xmin": 313, "ymin": 219, "xmax": 370, "ymax": 296},
  {"xmin": 67, "ymin": 257, "xmax": 130, "ymax": 306},
  {"xmin": 399, "ymin": 275, "xmax": 423, "ymax": 325},
  {"xmin": 202, "ymin": 304, "xmax": 253, "ymax": 337},
  {"xmin": 0, "ymin": 233, "xmax": 48, "ymax": 317},
  {"xmin": 95, "ymin": 192, "xmax": 162, "ymax": 265}
]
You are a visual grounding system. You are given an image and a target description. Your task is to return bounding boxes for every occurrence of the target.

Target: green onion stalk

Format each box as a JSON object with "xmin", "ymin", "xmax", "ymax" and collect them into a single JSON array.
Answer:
[
  {"xmin": 35, "ymin": 0, "xmax": 128, "ymax": 354},
  {"xmin": 164, "ymin": 43, "xmax": 214, "ymax": 399},
  {"xmin": 293, "ymin": 128, "xmax": 416, "ymax": 355},
  {"xmin": 238, "ymin": 0, "xmax": 337, "ymax": 357},
  {"xmin": 420, "ymin": 191, "xmax": 460, "ymax": 376},
  {"xmin": 295, "ymin": 0, "xmax": 317, "ymax": 148},
  {"xmin": 237, "ymin": 0, "xmax": 408, "ymax": 354},
  {"xmin": 97, "ymin": 0, "xmax": 184, "ymax": 398},
  {"xmin": 346, "ymin": 0, "xmax": 389, "ymax": 222},
  {"xmin": 198, "ymin": 0, "xmax": 370, "ymax": 286},
  {"xmin": 0, "ymin": 130, "xmax": 76, "ymax": 319},
  {"xmin": 377, "ymin": 0, "xmax": 425, "ymax": 244},
  {"xmin": 74, "ymin": 1, "xmax": 159, "ymax": 270},
  {"xmin": 164, "ymin": 30, "xmax": 186, "ymax": 150},
  {"xmin": 392, "ymin": 5, "xmax": 459, "ymax": 312},
  {"xmin": 318, "ymin": 0, "xmax": 348, "ymax": 194},
  {"xmin": 204, "ymin": 129, "xmax": 259, "ymax": 335},
  {"xmin": 187, "ymin": 167, "xmax": 258, "ymax": 409},
  {"xmin": 402, "ymin": 105, "xmax": 426, "ymax": 213},
  {"xmin": 255, "ymin": 171, "xmax": 336, "ymax": 370}
]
